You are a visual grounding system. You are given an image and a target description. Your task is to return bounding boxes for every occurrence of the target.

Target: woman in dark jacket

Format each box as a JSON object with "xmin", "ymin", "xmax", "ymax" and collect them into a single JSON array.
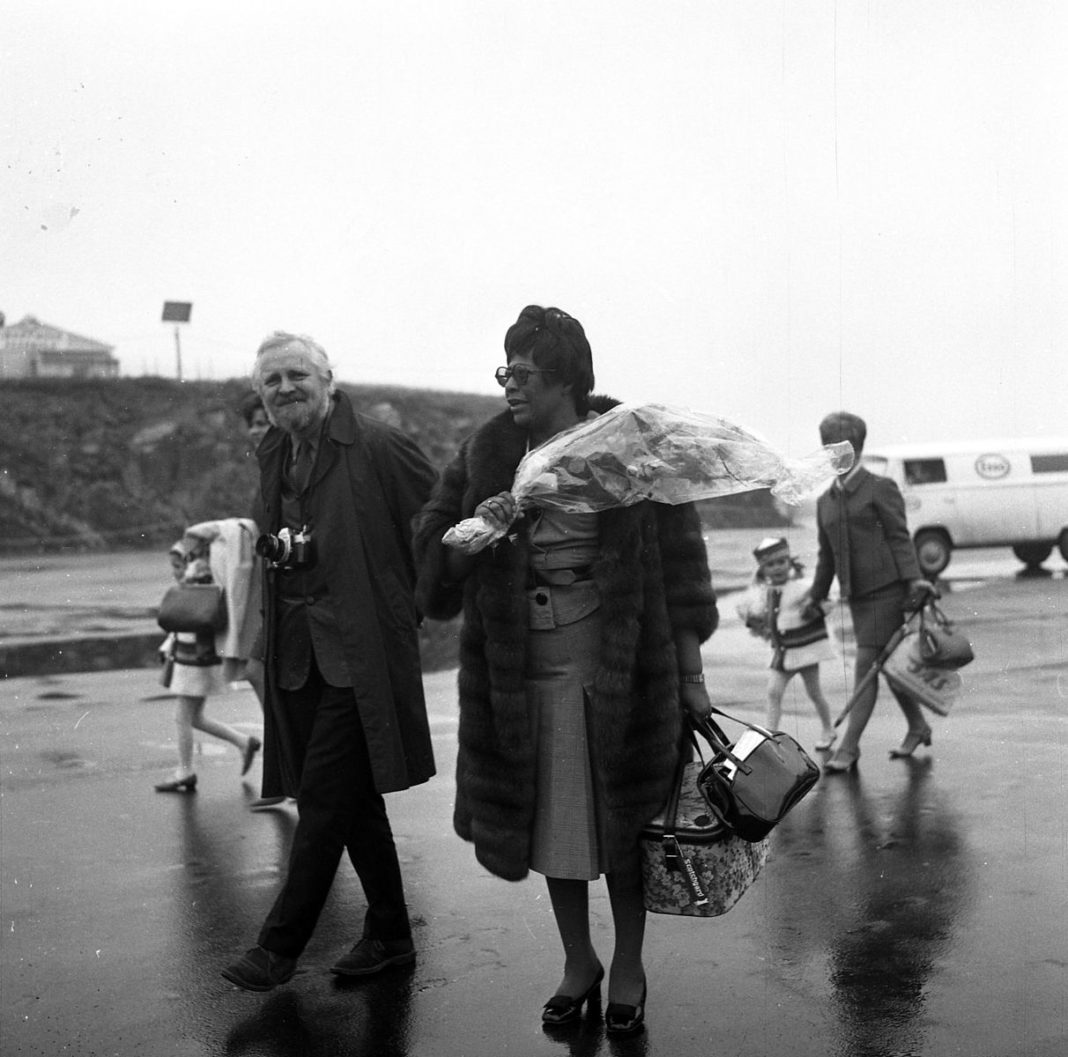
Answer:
[
  {"xmin": 807, "ymin": 411, "xmax": 934, "ymax": 771},
  {"xmin": 414, "ymin": 306, "xmax": 718, "ymax": 1036}
]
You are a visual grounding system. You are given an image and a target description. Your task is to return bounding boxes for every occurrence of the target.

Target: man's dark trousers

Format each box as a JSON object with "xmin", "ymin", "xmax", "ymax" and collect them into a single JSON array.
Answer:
[{"xmin": 258, "ymin": 663, "xmax": 411, "ymax": 958}]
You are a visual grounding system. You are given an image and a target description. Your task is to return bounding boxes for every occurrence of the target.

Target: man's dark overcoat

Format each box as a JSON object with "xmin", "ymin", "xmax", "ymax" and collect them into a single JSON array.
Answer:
[
  {"xmin": 413, "ymin": 395, "xmax": 718, "ymax": 882},
  {"xmin": 257, "ymin": 391, "xmax": 437, "ymax": 796}
]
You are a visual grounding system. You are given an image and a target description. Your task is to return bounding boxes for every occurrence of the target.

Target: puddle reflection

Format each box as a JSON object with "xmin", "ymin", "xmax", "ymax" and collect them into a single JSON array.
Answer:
[
  {"xmin": 224, "ymin": 974, "xmax": 416, "ymax": 1057},
  {"xmin": 767, "ymin": 761, "xmax": 974, "ymax": 1057}
]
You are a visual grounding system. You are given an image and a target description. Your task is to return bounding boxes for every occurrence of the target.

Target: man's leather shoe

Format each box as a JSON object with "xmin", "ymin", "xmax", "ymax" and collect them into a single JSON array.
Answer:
[
  {"xmin": 330, "ymin": 937, "xmax": 415, "ymax": 977},
  {"xmin": 221, "ymin": 945, "xmax": 297, "ymax": 992}
]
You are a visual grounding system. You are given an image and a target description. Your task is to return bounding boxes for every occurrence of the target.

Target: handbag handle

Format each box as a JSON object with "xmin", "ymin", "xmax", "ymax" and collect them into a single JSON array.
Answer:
[
  {"xmin": 661, "ymin": 749, "xmax": 688, "ymax": 835},
  {"xmin": 919, "ymin": 598, "xmax": 952, "ymax": 631},
  {"xmin": 689, "ymin": 708, "xmax": 778, "ymax": 777},
  {"xmin": 661, "ymin": 728, "xmax": 715, "ymax": 907}
]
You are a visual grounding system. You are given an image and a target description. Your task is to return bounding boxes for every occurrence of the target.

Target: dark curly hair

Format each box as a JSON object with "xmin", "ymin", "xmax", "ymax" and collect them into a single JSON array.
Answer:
[
  {"xmin": 503, "ymin": 305, "xmax": 595, "ymax": 415},
  {"xmin": 819, "ymin": 411, "xmax": 867, "ymax": 457}
]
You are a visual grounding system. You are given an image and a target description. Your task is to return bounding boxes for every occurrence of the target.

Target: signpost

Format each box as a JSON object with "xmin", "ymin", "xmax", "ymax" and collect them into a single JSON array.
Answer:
[{"xmin": 161, "ymin": 301, "xmax": 193, "ymax": 381}]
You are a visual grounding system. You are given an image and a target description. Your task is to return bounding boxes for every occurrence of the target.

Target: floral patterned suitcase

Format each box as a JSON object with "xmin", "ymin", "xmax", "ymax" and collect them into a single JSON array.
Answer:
[{"xmin": 641, "ymin": 761, "xmax": 768, "ymax": 917}]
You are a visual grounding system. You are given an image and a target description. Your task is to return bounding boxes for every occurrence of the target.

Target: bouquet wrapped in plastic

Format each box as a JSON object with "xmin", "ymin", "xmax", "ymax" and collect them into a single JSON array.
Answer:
[{"xmin": 443, "ymin": 403, "xmax": 854, "ymax": 554}]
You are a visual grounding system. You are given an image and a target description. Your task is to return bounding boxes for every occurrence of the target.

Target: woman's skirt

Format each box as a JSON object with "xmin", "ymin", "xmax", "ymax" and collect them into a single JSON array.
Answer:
[
  {"xmin": 526, "ymin": 608, "xmax": 607, "ymax": 881},
  {"xmin": 849, "ymin": 581, "xmax": 908, "ymax": 649}
]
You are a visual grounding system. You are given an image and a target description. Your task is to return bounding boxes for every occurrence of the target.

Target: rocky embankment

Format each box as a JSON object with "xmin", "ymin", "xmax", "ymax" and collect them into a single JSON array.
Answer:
[{"xmin": 0, "ymin": 377, "xmax": 786, "ymax": 555}]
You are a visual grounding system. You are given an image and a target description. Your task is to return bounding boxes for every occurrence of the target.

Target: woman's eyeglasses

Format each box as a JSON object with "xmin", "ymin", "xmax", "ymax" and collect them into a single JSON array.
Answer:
[{"xmin": 495, "ymin": 365, "xmax": 556, "ymax": 388}]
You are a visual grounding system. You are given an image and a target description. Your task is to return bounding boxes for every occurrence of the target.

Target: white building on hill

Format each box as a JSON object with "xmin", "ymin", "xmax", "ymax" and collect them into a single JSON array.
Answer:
[{"xmin": 0, "ymin": 314, "xmax": 119, "ymax": 380}]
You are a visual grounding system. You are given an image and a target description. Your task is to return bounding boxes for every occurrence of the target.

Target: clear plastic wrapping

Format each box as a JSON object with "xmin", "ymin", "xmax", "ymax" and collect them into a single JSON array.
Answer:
[{"xmin": 443, "ymin": 403, "xmax": 854, "ymax": 554}]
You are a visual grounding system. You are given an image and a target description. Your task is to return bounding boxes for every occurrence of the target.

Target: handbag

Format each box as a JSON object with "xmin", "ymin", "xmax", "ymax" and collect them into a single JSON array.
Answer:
[
  {"xmin": 917, "ymin": 601, "xmax": 974, "ymax": 669},
  {"xmin": 694, "ymin": 710, "xmax": 820, "ymax": 843},
  {"xmin": 157, "ymin": 583, "xmax": 227, "ymax": 634},
  {"xmin": 640, "ymin": 743, "xmax": 768, "ymax": 917}
]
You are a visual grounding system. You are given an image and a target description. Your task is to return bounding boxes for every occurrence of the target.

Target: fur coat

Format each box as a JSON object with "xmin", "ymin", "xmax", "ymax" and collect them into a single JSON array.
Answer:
[{"xmin": 413, "ymin": 396, "xmax": 718, "ymax": 881}]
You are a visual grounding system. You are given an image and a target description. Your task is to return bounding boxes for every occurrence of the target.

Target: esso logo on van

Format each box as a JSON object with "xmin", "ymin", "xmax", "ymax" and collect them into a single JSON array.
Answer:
[{"xmin": 975, "ymin": 453, "xmax": 1011, "ymax": 479}]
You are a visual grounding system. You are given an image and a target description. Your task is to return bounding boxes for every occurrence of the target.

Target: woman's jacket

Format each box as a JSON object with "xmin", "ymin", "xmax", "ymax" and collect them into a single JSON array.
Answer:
[{"xmin": 413, "ymin": 395, "xmax": 718, "ymax": 881}]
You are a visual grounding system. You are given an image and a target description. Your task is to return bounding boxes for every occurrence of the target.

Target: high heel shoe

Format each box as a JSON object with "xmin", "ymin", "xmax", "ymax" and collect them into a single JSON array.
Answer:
[
  {"xmin": 154, "ymin": 774, "xmax": 197, "ymax": 793},
  {"xmin": 541, "ymin": 966, "xmax": 604, "ymax": 1026},
  {"xmin": 605, "ymin": 984, "xmax": 647, "ymax": 1037},
  {"xmin": 890, "ymin": 724, "xmax": 932, "ymax": 759},
  {"xmin": 241, "ymin": 736, "xmax": 262, "ymax": 776},
  {"xmin": 814, "ymin": 730, "xmax": 838, "ymax": 752},
  {"xmin": 823, "ymin": 749, "xmax": 859, "ymax": 774}
]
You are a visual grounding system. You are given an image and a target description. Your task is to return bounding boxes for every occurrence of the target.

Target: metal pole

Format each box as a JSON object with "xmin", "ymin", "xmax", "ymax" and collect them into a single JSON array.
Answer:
[{"xmin": 173, "ymin": 325, "xmax": 183, "ymax": 382}]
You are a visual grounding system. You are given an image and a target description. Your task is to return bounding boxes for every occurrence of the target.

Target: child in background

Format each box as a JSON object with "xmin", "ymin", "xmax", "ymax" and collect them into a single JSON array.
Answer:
[
  {"xmin": 735, "ymin": 537, "xmax": 837, "ymax": 751},
  {"xmin": 155, "ymin": 537, "xmax": 261, "ymax": 792}
]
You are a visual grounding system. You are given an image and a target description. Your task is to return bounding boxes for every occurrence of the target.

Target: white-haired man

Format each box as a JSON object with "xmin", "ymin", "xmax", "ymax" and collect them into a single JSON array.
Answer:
[{"xmin": 222, "ymin": 332, "xmax": 438, "ymax": 991}]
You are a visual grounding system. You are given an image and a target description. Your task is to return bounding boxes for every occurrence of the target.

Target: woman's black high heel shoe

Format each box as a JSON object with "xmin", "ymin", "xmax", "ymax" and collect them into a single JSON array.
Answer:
[
  {"xmin": 542, "ymin": 966, "xmax": 604, "ymax": 1026},
  {"xmin": 890, "ymin": 724, "xmax": 932, "ymax": 758},
  {"xmin": 605, "ymin": 984, "xmax": 647, "ymax": 1037}
]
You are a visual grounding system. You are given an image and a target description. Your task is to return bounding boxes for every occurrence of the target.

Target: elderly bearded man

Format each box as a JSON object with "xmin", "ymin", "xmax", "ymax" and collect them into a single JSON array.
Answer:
[{"xmin": 222, "ymin": 332, "xmax": 438, "ymax": 991}]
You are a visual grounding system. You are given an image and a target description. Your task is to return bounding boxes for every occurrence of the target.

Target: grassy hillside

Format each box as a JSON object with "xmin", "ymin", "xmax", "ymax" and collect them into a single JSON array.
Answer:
[{"xmin": 0, "ymin": 377, "xmax": 786, "ymax": 553}]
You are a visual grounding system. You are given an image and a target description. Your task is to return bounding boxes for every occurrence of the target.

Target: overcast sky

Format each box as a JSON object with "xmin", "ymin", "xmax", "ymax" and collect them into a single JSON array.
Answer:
[{"xmin": 3, "ymin": 1, "xmax": 1065, "ymax": 455}]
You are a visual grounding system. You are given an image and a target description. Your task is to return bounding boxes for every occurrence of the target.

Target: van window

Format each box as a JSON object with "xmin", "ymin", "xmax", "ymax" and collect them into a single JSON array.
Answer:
[
  {"xmin": 862, "ymin": 456, "xmax": 889, "ymax": 476},
  {"xmin": 904, "ymin": 458, "xmax": 947, "ymax": 485},
  {"xmin": 1031, "ymin": 453, "xmax": 1068, "ymax": 473}
]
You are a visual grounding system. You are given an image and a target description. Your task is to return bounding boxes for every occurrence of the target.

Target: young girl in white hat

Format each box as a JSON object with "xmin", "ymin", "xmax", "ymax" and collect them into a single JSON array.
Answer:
[{"xmin": 735, "ymin": 537, "xmax": 837, "ymax": 751}]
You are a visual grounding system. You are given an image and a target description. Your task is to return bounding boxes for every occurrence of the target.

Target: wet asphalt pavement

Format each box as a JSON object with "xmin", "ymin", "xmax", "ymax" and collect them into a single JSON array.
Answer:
[{"xmin": 2, "ymin": 574, "xmax": 1066, "ymax": 1056}]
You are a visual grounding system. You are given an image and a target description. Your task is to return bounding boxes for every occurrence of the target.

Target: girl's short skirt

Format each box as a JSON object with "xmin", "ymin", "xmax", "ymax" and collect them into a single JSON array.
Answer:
[{"xmin": 170, "ymin": 659, "xmax": 226, "ymax": 698}]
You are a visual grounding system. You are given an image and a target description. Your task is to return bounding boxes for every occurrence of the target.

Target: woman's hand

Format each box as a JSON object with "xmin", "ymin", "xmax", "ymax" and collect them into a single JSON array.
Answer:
[
  {"xmin": 473, "ymin": 492, "xmax": 518, "ymax": 532},
  {"xmin": 679, "ymin": 679, "xmax": 712, "ymax": 719},
  {"xmin": 798, "ymin": 588, "xmax": 827, "ymax": 624},
  {"xmin": 905, "ymin": 578, "xmax": 937, "ymax": 611}
]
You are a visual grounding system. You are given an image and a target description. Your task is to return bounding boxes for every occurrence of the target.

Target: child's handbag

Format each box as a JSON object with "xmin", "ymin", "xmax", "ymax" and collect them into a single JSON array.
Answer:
[
  {"xmin": 640, "ymin": 733, "xmax": 768, "ymax": 917},
  {"xmin": 157, "ymin": 583, "xmax": 228, "ymax": 634},
  {"xmin": 694, "ymin": 709, "xmax": 820, "ymax": 843}
]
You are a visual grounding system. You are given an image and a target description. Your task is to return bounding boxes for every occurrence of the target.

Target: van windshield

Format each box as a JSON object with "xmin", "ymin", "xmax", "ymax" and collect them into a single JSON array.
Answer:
[{"xmin": 862, "ymin": 456, "xmax": 888, "ymax": 476}]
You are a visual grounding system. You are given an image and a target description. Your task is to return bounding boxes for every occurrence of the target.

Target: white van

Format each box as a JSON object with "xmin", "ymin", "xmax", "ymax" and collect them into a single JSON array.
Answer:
[{"xmin": 861, "ymin": 438, "xmax": 1068, "ymax": 576}]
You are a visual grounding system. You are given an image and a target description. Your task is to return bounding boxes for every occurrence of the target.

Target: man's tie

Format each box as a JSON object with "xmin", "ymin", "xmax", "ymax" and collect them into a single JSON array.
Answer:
[{"xmin": 289, "ymin": 441, "xmax": 314, "ymax": 493}]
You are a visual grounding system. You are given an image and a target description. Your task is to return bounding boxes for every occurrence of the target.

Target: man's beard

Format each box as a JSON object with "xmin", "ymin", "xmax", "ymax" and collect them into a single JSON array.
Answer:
[{"xmin": 267, "ymin": 391, "xmax": 331, "ymax": 436}]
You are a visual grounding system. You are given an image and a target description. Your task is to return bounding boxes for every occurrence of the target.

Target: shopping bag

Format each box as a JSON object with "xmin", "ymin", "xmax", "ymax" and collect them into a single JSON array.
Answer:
[{"xmin": 883, "ymin": 632, "xmax": 964, "ymax": 716}]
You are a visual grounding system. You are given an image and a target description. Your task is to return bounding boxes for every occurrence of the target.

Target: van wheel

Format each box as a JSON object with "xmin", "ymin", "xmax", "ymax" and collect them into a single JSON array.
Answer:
[
  {"xmin": 1013, "ymin": 543, "xmax": 1052, "ymax": 568},
  {"xmin": 1059, "ymin": 532, "xmax": 1068, "ymax": 563},
  {"xmin": 914, "ymin": 530, "xmax": 952, "ymax": 576}
]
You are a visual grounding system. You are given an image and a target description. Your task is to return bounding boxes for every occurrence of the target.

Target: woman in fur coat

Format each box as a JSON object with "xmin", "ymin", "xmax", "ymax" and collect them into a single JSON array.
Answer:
[{"xmin": 414, "ymin": 306, "xmax": 718, "ymax": 1036}]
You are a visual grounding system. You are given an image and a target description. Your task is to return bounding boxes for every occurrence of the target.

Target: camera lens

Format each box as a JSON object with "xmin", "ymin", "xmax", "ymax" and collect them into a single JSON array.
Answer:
[{"xmin": 255, "ymin": 532, "xmax": 291, "ymax": 564}]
